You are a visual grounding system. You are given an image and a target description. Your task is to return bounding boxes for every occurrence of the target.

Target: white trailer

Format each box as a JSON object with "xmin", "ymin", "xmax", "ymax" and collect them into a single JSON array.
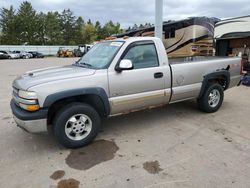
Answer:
[{"xmin": 214, "ymin": 15, "xmax": 250, "ymax": 59}]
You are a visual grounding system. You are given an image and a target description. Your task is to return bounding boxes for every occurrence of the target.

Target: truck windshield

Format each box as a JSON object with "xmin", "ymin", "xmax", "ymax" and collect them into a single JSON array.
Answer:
[{"xmin": 75, "ymin": 41, "xmax": 124, "ymax": 69}]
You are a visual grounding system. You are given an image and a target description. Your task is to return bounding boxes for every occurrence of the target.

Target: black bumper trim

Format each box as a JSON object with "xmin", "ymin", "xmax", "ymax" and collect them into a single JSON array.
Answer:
[{"xmin": 10, "ymin": 99, "xmax": 48, "ymax": 121}]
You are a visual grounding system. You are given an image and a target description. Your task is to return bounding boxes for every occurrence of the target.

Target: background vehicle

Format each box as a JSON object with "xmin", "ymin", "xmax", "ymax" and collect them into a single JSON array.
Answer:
[
  {"xmin": 10, "ymin": 37, "xmax": 241, "ymax": 148},
  {"xmin": 28, "ymin": 51, "xmax": 44, "ymax": 58},
  {"xmin": 74, "ymin": 44, "xmax": 93, "ymax": 57},
  {"xmin": 73, "ymin": 45, "xmax": 85, "ymax": 57},
  {"xmin": 85, "ymin": 44, "xmax": 93, "ymax": 53},
  {"xmin": 0, "ymin": 50, "xmax": 19, "ymax": 59},
  {"xmin": 12, "ymin": 51, "xmax": 32, "ymax": 59},
  {"xmin": 57, "ymin": 47, "xmax": 74, "ymax": 57},
  {"xmin": 0, "ymin": 51, "xmax": 10, "ymax": 59}
]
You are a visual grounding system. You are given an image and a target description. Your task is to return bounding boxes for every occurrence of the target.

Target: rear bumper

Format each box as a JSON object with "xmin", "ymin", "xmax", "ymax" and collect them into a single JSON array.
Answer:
[{"xmin": 10, "ymin": 99, "xmax": 48, "ymax": 133}]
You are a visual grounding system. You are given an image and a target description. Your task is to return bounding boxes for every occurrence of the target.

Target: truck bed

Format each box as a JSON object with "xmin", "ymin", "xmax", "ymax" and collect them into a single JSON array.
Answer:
[
  {"xmin": 169, "ymin": 56, "xmax": 233, "ymax": 65},
  {"xmin": 168, "ymin": 56, "xmax": 241, "ymax": 102}
]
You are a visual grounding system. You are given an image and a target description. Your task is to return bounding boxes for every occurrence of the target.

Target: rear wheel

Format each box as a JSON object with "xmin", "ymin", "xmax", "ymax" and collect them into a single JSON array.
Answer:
[
  {"xmin": 197, "ymin": 83, "xmax": 224, "ymax": 113},
  {"xmin": 53, "ymin": 102, "xmax": 101, "ymax": 148}
]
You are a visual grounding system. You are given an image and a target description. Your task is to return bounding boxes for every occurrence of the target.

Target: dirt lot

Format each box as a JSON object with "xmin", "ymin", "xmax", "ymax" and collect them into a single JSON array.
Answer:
[{"xmin": 1, "ymin": 58, "xmax": 250, "ymax": 188}]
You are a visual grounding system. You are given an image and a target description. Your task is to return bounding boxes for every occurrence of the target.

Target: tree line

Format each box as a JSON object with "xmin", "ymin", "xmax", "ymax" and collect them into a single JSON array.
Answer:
[{"xmin": 0, "ymin": 1, "xmax": 123, "ymax": 45}]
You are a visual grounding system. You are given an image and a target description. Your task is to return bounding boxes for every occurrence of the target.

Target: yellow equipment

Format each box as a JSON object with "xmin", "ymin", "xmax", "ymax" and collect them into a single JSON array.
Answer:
[{"xmin": 57, "ymin": 47, "xmax": 75, "ymax": 57}]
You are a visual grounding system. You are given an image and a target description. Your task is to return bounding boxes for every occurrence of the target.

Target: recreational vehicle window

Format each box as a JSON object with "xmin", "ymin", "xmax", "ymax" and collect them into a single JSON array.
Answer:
[{"xmin": 165, "ymin": 27, "xmax": 176, "ymax": 39}]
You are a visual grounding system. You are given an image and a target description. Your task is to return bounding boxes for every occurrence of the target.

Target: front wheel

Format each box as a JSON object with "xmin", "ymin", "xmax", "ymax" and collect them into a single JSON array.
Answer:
[
  {"xmin": 197, "ymin": 83, "xmax": 224, "ymax": 113},
  {"xmin": 53, "ymin": 103, "xmax": 101, "ymax": 148}
]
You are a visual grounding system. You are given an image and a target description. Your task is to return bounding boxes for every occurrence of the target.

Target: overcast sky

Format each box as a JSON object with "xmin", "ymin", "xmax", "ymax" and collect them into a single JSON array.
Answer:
[{"xmin": 1, "ymin": 0, "xmax": 250, "ymax": 28}]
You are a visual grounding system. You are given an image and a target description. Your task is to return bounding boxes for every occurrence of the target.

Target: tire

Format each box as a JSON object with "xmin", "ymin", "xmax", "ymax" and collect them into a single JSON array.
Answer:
[
  {"xmin": 53, "ymin": 102, "xmax": 101, "ymax": 148},
  {"xmin": 197, "ymin": 83, "xmax": 224, "ymax": 113}
]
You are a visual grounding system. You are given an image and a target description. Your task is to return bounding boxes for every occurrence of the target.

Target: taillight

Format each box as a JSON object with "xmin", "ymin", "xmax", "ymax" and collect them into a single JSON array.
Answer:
[
  {"xmin": 240, "ymin": 59, "xmax": 243, "ymax": 74},
  {"xmin": 241, "ymin": 58, "xmax": 247, "ymax": 75}
]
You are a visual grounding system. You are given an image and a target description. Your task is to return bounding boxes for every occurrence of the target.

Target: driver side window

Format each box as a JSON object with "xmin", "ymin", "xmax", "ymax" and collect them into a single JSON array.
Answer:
[{"xmin": 123, "ymin": 43, "xmax": 159, "ymax": 69}]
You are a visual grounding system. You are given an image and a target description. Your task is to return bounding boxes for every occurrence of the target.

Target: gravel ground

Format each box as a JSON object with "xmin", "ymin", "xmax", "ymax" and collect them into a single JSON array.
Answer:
[{"xmin": 0, "ymin": 57, "xmax": 250, "ymax": 188}]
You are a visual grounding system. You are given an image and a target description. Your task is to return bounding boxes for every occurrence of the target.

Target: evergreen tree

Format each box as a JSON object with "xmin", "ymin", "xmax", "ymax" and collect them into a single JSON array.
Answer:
[
  {"xmin": 139, "ymin": 24, "xmax": 144, "ymax": 29},
  {"xmin": 16, "ymin": 1, "xmax": 38, "ymax": 44},
  {"xmin": 60, "ymin": 9, "xmax": 76, "ymax": 45},
  {"xmin": 0, "ymin": 6, "xmax": 17, "ymax": 44},
  {"xmin": 87, "ymin": 19, "xmax": 92, "ymax": 24},
  {"xmin": 0, "ymin": 1, "xmax": 123, "ymax": 45},
  {"xmin": 102, "ymin": 21, "xmax": 121, "ymax": 37},
  {"xmin": 35, "ymin": 12, "xmax": 46, "ymax": 44},
  {"xmin": 74, "ymin": 16, "xmax": 84, "ymax": 44},
  {"xmin": 45, "ymin": 11, "xmax": 64, "ymax": 45},
  {"xmin": 132, "ymin": 24, "xmax": 138, "ymax": 30},
  {"xmin": 81, "ymin": 22, "xmax": 97, "ymax": 44},
  {"xmin": 95, "ymin": 21, "xmax": 103, "ymax": 40}
]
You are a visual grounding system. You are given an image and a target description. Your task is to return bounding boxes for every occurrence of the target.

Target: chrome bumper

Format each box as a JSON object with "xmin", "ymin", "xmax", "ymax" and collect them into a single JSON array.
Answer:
[{"xmin": 13, "ymin": 115, "xmax": 47, "ymax": 133}]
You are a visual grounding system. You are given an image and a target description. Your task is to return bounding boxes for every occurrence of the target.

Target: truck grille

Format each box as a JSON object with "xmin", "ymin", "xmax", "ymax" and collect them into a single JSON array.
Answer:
[
  {"xmin": 13, "ymin": 87, "xmax": 18, "ymax": 96},
  {"xmin": 12, "ymin": 87, "xmax": 20, "ymax": 106}
]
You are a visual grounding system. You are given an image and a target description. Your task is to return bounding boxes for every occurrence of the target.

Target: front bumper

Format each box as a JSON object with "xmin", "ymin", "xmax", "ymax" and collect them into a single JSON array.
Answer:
[
  {"xmin": 10, "ymin": 99, "xmax": 48, "ymax": 133},
  {"xmin": 13, "ymin": 115, "xmax": 47, "ymax": 133}
]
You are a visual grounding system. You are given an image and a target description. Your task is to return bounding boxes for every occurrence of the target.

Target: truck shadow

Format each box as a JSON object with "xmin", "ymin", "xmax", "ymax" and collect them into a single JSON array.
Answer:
[
  {"xmin": 15, "ymin": 99, "xmax": 228, "ymax": 152},
  {"xmin": 101, "ymin": 100, "xmax": 203, "ymax": 135},
  {"xmin": 17, "ymin": 130, "xmax": 63, "ymax": 151}
]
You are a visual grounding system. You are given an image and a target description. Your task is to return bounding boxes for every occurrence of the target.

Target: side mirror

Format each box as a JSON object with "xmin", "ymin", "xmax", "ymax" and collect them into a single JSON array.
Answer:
[{"xmin": 115, "ymin": 59, "xmax": 133, "ymax": 72}]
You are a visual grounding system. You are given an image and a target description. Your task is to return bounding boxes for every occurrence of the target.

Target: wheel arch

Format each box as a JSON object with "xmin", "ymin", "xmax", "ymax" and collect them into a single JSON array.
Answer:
[
  {"xmin": 198, "ymin": 70, "xmax": 230, "ymax": 99},
  {"xmin": 44, "ymin": 87, "xmax": 110, "ymax": 125}
]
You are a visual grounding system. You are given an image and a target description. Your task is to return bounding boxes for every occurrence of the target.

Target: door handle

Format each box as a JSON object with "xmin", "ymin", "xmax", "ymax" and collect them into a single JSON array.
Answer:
[{"xmin": 154, "ymin": 72, "xmax": 163, "ymax": 78}]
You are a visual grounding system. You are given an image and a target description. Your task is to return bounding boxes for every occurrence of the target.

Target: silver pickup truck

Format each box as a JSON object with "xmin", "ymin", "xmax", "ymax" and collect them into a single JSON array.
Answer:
[{"xmin": 10, "ymin": 37, "xmax": 241, "ymax": 148}]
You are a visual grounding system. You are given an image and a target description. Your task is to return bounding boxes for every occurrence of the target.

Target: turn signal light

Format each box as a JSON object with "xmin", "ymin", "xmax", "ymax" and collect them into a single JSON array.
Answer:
[{"xmin": 19, "ymin": 103, "xmax": 40, "ymax": 111}]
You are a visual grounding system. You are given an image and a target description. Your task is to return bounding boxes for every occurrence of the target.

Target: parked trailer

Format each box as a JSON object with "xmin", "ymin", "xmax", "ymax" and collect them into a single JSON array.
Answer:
[{"xmin": 214, "ymin": 15, "xmax": 250, "ymax": 60}]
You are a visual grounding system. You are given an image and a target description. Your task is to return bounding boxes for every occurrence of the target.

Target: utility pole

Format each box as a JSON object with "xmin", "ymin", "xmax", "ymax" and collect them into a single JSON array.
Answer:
[{"xmin": 155, "ymin": 0, "xmax": 163, "ymax": 40}]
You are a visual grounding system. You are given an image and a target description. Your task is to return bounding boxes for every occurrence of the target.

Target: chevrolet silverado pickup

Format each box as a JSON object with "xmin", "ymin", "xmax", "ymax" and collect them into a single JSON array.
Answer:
[{"xmin": 11, "ymin": 37, "xmax": 242, "ymax": 148}]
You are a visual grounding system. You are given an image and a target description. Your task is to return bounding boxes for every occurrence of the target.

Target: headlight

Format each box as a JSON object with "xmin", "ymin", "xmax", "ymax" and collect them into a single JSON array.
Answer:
[{"xmin": 18, "ymin": 90, "xmax": 38, "ymax": 99}]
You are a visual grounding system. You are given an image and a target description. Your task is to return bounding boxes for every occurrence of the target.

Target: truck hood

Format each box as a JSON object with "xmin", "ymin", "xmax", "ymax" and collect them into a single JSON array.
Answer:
[{"xmin": 13, "ymin": 65, "xmax": 96, "ymax": 90}]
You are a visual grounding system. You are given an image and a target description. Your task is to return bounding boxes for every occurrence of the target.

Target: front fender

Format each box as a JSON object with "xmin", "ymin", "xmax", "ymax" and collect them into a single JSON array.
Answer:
[{"xmin": 43, "ymin": 87, "xmax": 110, "ymax": 115}]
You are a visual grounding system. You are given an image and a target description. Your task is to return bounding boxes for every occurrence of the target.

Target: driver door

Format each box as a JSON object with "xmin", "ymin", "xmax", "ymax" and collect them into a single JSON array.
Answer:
[{"xmin": 108, "ymin": 41, "xmax": 170, "ymax": 115}]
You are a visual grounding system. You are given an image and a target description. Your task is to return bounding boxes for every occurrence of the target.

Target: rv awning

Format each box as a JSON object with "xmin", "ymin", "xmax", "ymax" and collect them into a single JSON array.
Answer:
[{"xmin": 216, "ymin": 32, "xmax": 250, "ymax": 39}]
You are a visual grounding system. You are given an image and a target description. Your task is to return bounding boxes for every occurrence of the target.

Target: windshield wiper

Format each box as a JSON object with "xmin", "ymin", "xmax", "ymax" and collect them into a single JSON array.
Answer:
[
  {"xmin": 82, "ymin": 62, "xmax": 93, "ymax": 67},
  {"xmin": 73, "ymin": 61, "xmax": 94, "ymax": 68}
]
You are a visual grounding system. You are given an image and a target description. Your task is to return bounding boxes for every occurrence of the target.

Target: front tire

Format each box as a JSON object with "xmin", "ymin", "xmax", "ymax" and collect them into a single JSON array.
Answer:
[
  {"xmin": 53, "ymin": 103, "xmax": 101, "ymax": 148},
  {"xmin": 197, "ymin": 83, "xmax": 224, "ymax": 113}
]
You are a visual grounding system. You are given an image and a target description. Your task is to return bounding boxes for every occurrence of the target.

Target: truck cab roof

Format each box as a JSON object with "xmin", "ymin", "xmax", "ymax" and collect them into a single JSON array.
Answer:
[{"xmin": 110, "ymin": 36, "xmax": 161, "ymax": 43}]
